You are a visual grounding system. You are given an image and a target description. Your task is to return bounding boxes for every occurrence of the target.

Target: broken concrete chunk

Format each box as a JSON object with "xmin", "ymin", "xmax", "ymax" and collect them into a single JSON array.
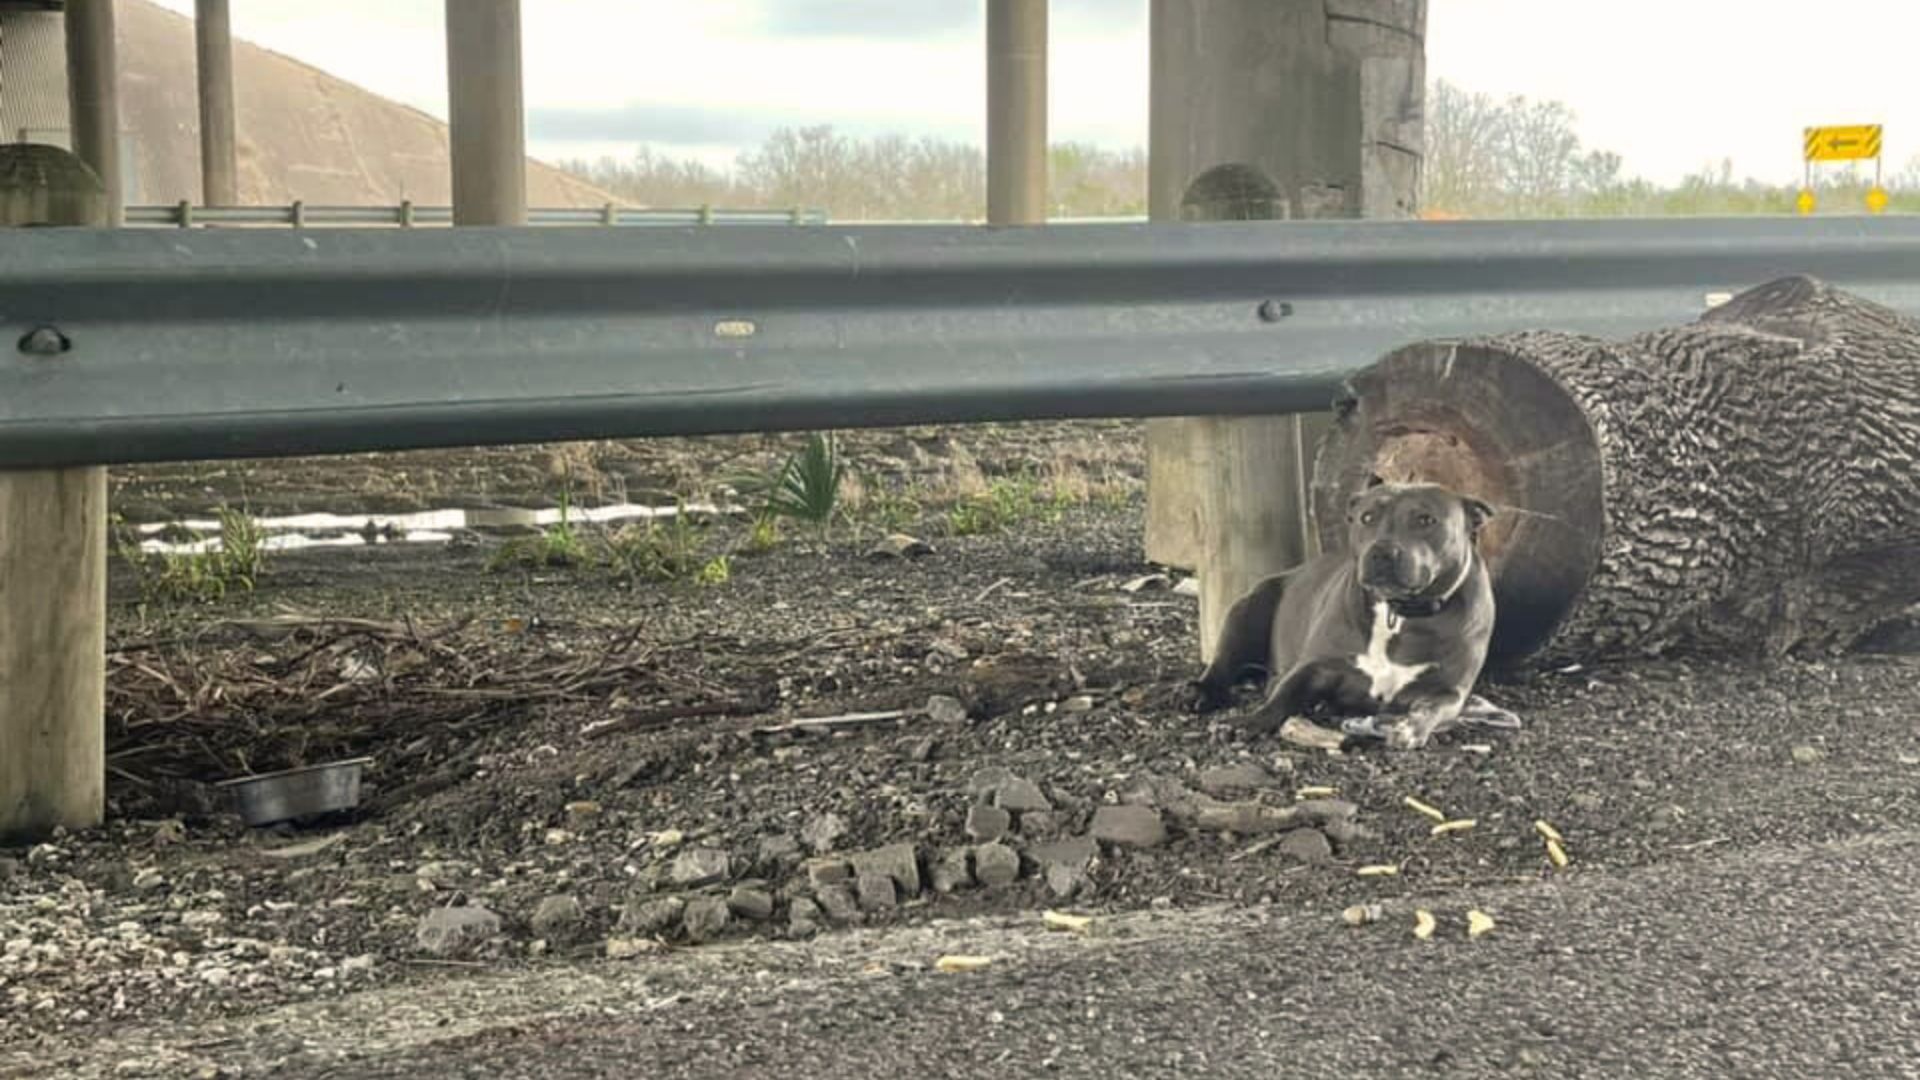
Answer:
[{"xmin": 1090, "ymin": 805, "xmax": 1167, "ymax": 849}]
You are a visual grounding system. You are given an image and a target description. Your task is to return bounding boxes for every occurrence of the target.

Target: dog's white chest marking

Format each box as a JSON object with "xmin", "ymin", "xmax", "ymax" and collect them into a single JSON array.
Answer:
[{"xmin": 1353, "ymin": 602, "xmax": 1434, "ymax": 704}]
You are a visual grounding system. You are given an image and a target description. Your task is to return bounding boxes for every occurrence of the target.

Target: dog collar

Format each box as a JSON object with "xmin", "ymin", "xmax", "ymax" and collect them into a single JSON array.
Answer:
[{"xmin": 1384, "ymin": 553, "xmax": 1474, "ymax": 620}]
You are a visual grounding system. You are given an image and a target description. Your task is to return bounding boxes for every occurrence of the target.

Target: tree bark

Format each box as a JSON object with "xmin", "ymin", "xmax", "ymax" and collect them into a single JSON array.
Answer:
[{"xmin": 1310, "ymin": 275, "xmax": 1920, "ymax": 666}]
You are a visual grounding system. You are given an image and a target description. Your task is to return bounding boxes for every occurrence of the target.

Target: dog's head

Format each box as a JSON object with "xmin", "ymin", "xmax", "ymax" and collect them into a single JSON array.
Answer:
[{"xmin": 1345, "ymin": 479, "xmax": 1495, "ymax": 602}]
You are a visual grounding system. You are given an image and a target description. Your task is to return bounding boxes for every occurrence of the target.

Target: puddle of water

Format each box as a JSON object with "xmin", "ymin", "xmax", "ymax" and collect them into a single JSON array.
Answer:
[{"xmin": 131, "ymin": 502, "xmax": 739, "ymax": 556}]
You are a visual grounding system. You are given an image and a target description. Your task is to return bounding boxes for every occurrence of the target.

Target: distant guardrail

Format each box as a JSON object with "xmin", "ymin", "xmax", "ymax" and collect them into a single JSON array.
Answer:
[{"xmin": 124, "ymin": 202, "xmax": 829, "ymax": 228}]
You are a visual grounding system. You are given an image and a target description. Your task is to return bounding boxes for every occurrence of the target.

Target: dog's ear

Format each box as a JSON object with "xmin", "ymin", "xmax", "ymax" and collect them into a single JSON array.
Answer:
[
  {"xmin": 1461, "ymin": 496, "xmax": 1496, "ymax": 535},
  {"xmin": 1364, "ymin": 473, "xmax": 1386, "ymax": 489}
]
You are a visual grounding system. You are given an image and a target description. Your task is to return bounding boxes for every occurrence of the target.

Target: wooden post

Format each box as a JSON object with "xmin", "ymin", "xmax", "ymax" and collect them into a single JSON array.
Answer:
[
  {"xmin": 986, "ymin": 0, "xmax": 1047, "ymax": 225},
  {"xmin": 195, "ymin": 0, "xmax": 240, "ymax": 206},
  {"xmin": 445, "ymin": 0, "xmax": 527, "ymax": 226},
  {"xmin": 1144, "ymin": 0, "xmax": 1426, "ymax": 661},
  {"xmin": 0, "ymin": 146, "xmax": 109, "ymax": 843}
]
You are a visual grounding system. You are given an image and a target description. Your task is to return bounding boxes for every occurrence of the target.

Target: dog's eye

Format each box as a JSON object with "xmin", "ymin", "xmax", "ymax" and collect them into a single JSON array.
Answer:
[
  {"xmin": 1414, "ymin": 512, "xmax": 1435, "ymax": 528},
  {"xmin": 1359, "ymin": 511, "xmax": 1378, "ymax": 526}
]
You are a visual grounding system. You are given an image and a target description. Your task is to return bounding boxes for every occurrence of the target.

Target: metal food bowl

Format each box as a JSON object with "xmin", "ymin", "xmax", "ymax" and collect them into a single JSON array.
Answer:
[{"xmin": 217, "ymin": 757, "xmax": 373, "ymax": 826}]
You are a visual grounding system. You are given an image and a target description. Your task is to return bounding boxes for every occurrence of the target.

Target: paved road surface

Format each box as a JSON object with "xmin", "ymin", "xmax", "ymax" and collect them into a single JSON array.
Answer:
[{"xmin": 18, "ymin": 830, "xmax": 1920, "ymax": 1079}]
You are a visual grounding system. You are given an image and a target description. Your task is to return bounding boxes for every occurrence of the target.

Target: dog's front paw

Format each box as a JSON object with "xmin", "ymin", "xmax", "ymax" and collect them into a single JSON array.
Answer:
[
  {"xmin": 1183, "ymin": 679, "xmax": 1229, "ymax": 716},
  {"xmin": 1384, "ymin": 722, "xmax": 1430, "ymax": 751}
]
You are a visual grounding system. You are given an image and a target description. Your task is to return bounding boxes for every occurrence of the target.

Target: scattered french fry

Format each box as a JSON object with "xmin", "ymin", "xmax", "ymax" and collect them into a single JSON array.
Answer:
[
  {"xmin": 1535, "ymin": 820, "xmax": 1565, "ymax": 844},
  {"xmin": 936, "ymin": 954, "xmax": 995, "ymax": 973},
  {"xmin": 1042, "ymin": 909, "xmax": 1093, "ymax": 934},
  {"xmin": 1430, "ymin": 819, "xmax": 1477, "ymax": 837},
  {"xmin": 1413, "ymin": 909, "xmax": 1436, "ymax": 940},
  {"xmin": 1296, "ymin": 785, "xmax": 1339, "ymax": 800},
  {"xmin": 1403, "ymin": 796, "xmax": 1447, "ymax": 823},
  {"xmin": 1467, "ymin": 910, "xmax": 1496, "ymax": 938},
  {"xmin": 1545, "ymin": 837, "xmax": 1570, "ymax": 869},
  {"xmin": 1356, "ymin": 864, "xmax": 1399, "ymax": 877}
]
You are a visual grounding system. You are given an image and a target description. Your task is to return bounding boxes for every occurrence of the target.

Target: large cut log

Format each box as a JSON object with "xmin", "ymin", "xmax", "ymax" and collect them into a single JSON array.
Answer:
[{"xmin": 1309, "ymin": 275, "xmax": 1920, "ymax": 667}]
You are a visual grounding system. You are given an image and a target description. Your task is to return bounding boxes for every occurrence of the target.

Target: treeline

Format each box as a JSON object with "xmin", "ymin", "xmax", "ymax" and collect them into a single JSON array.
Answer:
[
  {"xmin": 558, "ymin": 125, "xmax": 1144, "ymax": 221},
  {"xmin": 557, "ymin": 81, "xmax": 1919, "ymax": 220}
]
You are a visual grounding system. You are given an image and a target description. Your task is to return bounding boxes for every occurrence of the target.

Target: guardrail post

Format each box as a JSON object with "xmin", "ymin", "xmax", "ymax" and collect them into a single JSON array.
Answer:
[
  {"xmin": 63, "ymin": 0, "xmax": 121, "ymax": 227},
  {"xmin": 986, "ymin": 0, "xmax": 1046, "ymax": 226},
  {"xmin": 194, "ymin": 0, "xmax": 239, "ymax": 207},
  {"xmin": 0, "ymin": 146, "xmax": 109, "ymax": 843},
  {"xmin": 1144, "ymin": 0, "xmax": 1426, "ymax": 662},
  {"xmin": 445, "ymin": 0, "xmax": 527, "ymax": 226}
]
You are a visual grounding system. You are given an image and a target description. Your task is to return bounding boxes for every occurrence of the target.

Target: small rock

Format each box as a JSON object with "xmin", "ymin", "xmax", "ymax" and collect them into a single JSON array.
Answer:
[
  {"xmin": 529, "ymin": 895, "xmax": 586, "ymax": 942},
  {"xmin": 131, "ymin": 868, "xmax": 166, "ymax": 892},
  {"xmin": 0, "ymin": 857, "xmax": 18, "ymax": 884},
  {"xmin": 931, "ymin": 848, "xmax": 974, "ymax": 893},
  {"xmin": 1044, "ymin": 863, "xmax": 1087, "ymax": 899},
  {"xmin": 801, "ymin": 813, "xmax": 849, "ymax": 854},
  {"xmin": 544, "ymin": 828, "xmax": 575, "ymax": 846},
  {"xmin": 856, "ymin": 872, "xmax": 898, "ymax": 912},
  {"xmin": 650, "ymin": 828, "xmax": 686, "ymax": 849},
  {"xmin": 415, "ymin": 860, "xmax": 469, "ymax": 887},
  {"xmin": 996, "ymin": 778, "xmax": 1052, "ymax": 813},
  {"xmin": 1278, "ymin": 828, "xmax": 1333, "ymax": 864},
  {"xmin": 1019, "ymin": 810, "xmax": 1060, "ymax": 838},
  {"xmin": 1791, "ymin": 744, "xmax": 1827, "ymax": 765},
  {"xmin": 1119, "ymin": 573, "xmax": 1172, "ymax": 593},
  {"xmin": 970, "ymin": 768, "xmax": 1052, "ymax": 813},
  {"xmin": 564, "ymin": 800, "xmax": 602, "ymax": 823},
  {"xmin": 907, "ymin": 736, "xmax": 938, "ymax": 763},
  {"xmin": 1172, "ymin": 577, "xmax": 1201, "ymax": 597},
  {"xmin": 867, "ymin": 533, "xmax": 934, "ymax": 560},
  {"xmin": 756, "ymin": 833, "xmax": 802, "ymax": 868},
  {"xmin": 618, "ymin": 896, "xmax": 685, "ymax": 935},
  {"xmin": 682, "ymin": 897, "xmax": 730, "ymax": 943},
  {"xmin": 806, "ymin": 858, "xmax": 853, "ymax": 889},
  {"xmin": 973, "ymin": 842, "xmax": 1021, "ymax": 887},
  {"xmin": 787, "ymin": 897, "xmax": 822, "ymax": 936},
  {"xmin": 1321, "ymin": 817, "xmax": 1370, "ymax": 849},
  {"xmin": 606, "ymin": 937, "xmax": 655, "ymax": 960},
  {"xmin": 1061, "ymin": 695, "xmax": 1095, "ymax": 714},
  {"xmin": 966, "ymin": 804, "xmax": 1012, "ymax": 843},
  {"xmin": 342, "ymin": 954, "xmax": 376, "ymax": 975},
  {"xmin": 181, "ymin": 910, "xmax": 224, "ymax": 928},
  {"xmin": 726, "ymin": 885, "xmax": 776, "ymax": 921},
  {"xmin": 415, "ymin": 906, "xmax": 502, "ymax": 957},
  {"xmin": 200, "ymin": 966, "xmax": 232, "ymax": 987},
  {"xmin": 814, "ymin": 883, "xmax": 860, "ymax": 924},
  {"xmin": 26, "ymin": 844, "xmax": 58, "ymax": 868},
  {"xmin": 1028, "ymin": 835, "xmax": 1097, "ymax": 874},
  {"xmin": 1197, "ymin": 763, "xmax": 1274, "ymax": 797},
  {"xmin": 1570, "ymin": 792, "xmax": 1605, "ymax": 813},
  {"xmin": 926, "ymin": 695, "xmax": 969, "ymax": 725},
  {"xmin": 1277, "ymin": 717, "xmax": 1346, "ymax": 753},
  {"xmin": 1295, "ymin": 798, "xmax": 1359, "ymax": 824},
  {"xmin": 848, "ymin": 843, "xmax": 921, "ymax": 897},
  {"xmin": 1090, "ymin": 805, "xmax": 1167, "ymax": 849},
  {"xmin": 669, "ymin": 847, "xmax": 731, "ymax": 888}
]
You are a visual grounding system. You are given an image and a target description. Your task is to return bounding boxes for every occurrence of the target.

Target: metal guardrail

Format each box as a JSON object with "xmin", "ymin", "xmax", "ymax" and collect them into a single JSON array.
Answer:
[
  {"xmin": 3, "ymin": 216, "xmax": 1920, "ymax": 469},
  {"xmin": 124, "ymin": 203, "xmax": 828, "ymax": 228}
]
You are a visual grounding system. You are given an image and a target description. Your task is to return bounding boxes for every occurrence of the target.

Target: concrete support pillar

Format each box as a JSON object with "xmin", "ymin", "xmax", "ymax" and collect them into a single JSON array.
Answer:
[
  {"xmin": 445, "ymin": 0, "xmax": 527, "ymax": 226},
  {"xmin": 986, "ymin": 0, "xmax": 1046, "ymax": 225},
  {"xmin": 1143, "ymin": 0, "xmax": 1427, "ymax": 660},
  {"xmin": 195, "ymin": 0, "xmax": 240, "ymax": 206},
  {"xmin": 0, "ymin": 146, "xmax": 110, "ymax": 843},
  {"xmin": 62, "ymin": 0, "xmax": 122, "ymax": 226}
]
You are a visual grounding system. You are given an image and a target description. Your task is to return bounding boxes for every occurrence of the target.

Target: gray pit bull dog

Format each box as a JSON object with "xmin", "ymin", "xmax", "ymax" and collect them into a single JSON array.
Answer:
[{"xmin": 1190, "ymin": 480, "xmax": 1520, "ymax": 750}]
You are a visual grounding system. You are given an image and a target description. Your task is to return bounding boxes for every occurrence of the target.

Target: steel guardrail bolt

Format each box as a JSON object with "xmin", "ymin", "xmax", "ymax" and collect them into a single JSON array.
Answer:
[
  {"xmin": 18, "ymin": 326, "xmax": 71, "ymax": 357},
  {"xmin": 1258, "ymin": 299, "xmax": 1294, "ymax": 322}
]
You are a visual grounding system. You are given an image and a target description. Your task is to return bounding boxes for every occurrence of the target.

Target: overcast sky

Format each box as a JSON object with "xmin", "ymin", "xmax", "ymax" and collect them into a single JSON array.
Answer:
[{"xmin": 150, "ymin": 0, "xmax": 1918, "ymax": 186}]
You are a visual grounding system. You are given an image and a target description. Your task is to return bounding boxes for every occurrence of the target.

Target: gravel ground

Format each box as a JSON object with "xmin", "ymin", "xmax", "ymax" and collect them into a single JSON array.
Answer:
[{"xmin": 5, "ymin": 422, "xmax": 1919, "ymax": 1076}]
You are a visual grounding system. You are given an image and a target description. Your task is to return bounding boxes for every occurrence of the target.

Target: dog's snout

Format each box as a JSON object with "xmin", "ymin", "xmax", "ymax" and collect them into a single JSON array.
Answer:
[{"xmin": 1365, "ymin": 545, "xmax": 1399, "ymax": 570}]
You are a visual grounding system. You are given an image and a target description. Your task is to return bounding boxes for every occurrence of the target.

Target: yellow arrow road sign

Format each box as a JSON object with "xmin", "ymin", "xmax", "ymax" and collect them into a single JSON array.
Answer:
[{"xmin": 1804, "ymin": 124, "xmax": 1882, "ymax": 162}]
